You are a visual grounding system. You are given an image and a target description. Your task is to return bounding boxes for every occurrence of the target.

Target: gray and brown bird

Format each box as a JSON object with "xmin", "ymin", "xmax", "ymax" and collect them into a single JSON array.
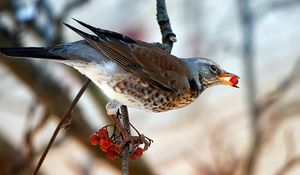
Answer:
[{"xmin": 0, "ymin": 19, "xmax": 239, "ymax": 114}]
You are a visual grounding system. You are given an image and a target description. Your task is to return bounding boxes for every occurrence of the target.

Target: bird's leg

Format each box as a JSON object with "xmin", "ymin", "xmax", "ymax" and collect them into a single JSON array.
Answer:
[
  {"xmin": 105, "ymin": 100, "xmax": 153, "ymax": 152},
  {"xmin": 110, "ymin": 110, "xmax": 130, "ymax": 142},
  {"xmin": 105, "ymin": 100, "xmax": 122, "ymax": 116},
  {"xmin": 106, "ymin": 100, "xmax": 131, "ymax": 144}
]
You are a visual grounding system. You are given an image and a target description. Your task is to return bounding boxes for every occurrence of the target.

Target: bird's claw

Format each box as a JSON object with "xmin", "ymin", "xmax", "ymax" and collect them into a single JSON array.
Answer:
[
  {"xmin": 106, "ymin": 100, "xmax": 122, "ymax": 116},
  {"xmin": 120, "ymin": 134, "xmax": 153, "ymax": 151},
  {"xmin": 108, "ymin": 110, "xmax": 153, "ymax": 153}
]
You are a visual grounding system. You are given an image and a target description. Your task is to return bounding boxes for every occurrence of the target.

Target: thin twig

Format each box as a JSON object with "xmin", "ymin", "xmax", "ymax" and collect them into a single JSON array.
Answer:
[{"xmin": 33, "ymin": 79, "xmax": 91, "ymax": 175}]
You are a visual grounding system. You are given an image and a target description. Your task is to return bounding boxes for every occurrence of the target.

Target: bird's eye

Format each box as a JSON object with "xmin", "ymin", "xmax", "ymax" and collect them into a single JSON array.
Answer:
[{"xmin": 210, "ymin": 65, "xmax": 218, "ymax": 74}]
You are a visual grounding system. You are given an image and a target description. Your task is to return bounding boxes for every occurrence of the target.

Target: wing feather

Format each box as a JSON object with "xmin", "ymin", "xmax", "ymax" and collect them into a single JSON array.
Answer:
[{"xmin": 64, "ymin": 19, "xmax": 194, "ymax": 92}]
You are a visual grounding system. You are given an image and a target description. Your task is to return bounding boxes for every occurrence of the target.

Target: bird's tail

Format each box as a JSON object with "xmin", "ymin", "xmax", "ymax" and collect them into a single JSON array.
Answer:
[{"xmin": 0, "ymin": 47, "xmax": 66, "ymax": 60}]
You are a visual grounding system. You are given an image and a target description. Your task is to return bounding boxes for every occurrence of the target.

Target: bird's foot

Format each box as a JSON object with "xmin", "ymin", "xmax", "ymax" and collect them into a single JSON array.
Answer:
[
  {"xmin": 126, "ymin": 134, "xmax": 153, "ymax": 151},
  {"xmin": 109, "ymin": 110, "xmax": 153, "ymax": 151},
  {"xmin": 105, "ymin": 100, "xmax": 122, "ymax": 116},
  {"xmin": 127, "ymin": 123, "xmax": 153, "ymax": 151}
]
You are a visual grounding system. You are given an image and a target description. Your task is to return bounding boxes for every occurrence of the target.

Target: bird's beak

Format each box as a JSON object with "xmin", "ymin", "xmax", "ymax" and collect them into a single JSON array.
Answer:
[{"xmin": 217, "ymin": 72, "xmax": 240, "ymax": 88}]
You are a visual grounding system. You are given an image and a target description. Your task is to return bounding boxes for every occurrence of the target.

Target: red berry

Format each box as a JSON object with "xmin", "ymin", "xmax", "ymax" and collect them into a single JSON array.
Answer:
[
  {"xmin": 89, "ymin": 133, "xmax": 100, "ymax": 145},
  {"xmin": 229, "ymin": 76, "xmax": 238, "ymax": 85},
  {"xmin": 106, "ymin": 146, "xmax": 119, "ymax": 160},
  {"xmin": 100, "ymin": 139, "xmax": 112, "ymax": 152},
  {"xmin": 106, "ymin": 151, "xmax": 117, "ymax": 160},
  {"xmin": 98, "ymin": 128, "xmax": 108, "ymax": 139},
  {"xmin": 130, "ymin": 153, "xmax": 138, "ymax": 160},
  {"xmin": 113, "ymin": 144, "xmax": 122, "ymax": 154},
  {"xmin": 135, "ymin": 147, "xmax": 143, "ymax": 157}
]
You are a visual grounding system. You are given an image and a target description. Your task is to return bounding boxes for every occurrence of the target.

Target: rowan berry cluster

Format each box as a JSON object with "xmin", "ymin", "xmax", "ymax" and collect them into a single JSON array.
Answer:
[{"xmin": 89, "ymin": 126, "xmax": 145, "ymax": 160}]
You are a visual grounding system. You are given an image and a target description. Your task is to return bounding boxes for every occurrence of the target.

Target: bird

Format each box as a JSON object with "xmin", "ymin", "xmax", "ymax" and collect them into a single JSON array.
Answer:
[{"xmin": 0, "ymin": 19, "xmax": 239, "ymax": 115}]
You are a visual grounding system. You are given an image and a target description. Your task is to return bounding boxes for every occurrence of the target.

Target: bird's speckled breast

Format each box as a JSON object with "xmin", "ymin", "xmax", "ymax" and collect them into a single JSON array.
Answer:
[{"xmin": 105, "ymin": 75, "xmax": 202, "ymax": 112}]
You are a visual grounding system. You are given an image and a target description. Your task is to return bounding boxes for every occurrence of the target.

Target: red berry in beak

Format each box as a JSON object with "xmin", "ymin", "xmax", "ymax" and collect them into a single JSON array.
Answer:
[{"xmin": 229, "ymin": 76, "xmax": 238, "ymax": 85}]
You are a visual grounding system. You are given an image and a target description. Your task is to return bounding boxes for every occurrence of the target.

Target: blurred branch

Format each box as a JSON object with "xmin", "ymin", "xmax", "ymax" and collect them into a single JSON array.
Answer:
[
  {"xmin": 254, "ymin": 0, "xmax": 300, "ymax": 20},
  {"xmin": 275, "ymin": 157, "xmax": 300, "ymax": 175},
  {"xmin": 0, "ymin": 0, "xmax": 10, "ymax": 10},
  {"xmin": 236, "ymin": 0, "xmax": 300, "ymax": 174},
  {"xmin": 8, "ymin": 0, "xmax": 90, "ymax": 45},
  {"xmin": 210, "ymin": 116, "xmax": 244, "ymax": 175},
  {"xmin": 23, "ymin": 99, "xmax": 44, "ymax": 168},
  {"xmin": 0, "ymin": 133, "xmax": 42, "ymax": 175},
  {"xmin": 257, "ymin": 58, "xmax": 300, "ymax": 144},
  {"xmin": 238, "ymin": 0, "xmax": 261, "ymax": 174},
  {"xmin": 283, "ymin": 130, "xmax": 296, "ymax": 161},
  {"xmin": 59, "ymin": 0, "xmax": 89, "ymax": 20},
  {"xmin": 210, "ymin": 140, "xmax": 239, "ymax": 175},
  {"xmin": 265, "ymin": 99, "xmax": 300, "ymax": 142},
  {"xmin": 53, "ymin": 0, "xmax": 90, "ymax": 44},
  {"xmin": 258, "ymin": 59, "xmax": 300, "ymax": 113},
  {"xmin": 236, "ymin": 1, "xmax": 300, "ymax": 172}
]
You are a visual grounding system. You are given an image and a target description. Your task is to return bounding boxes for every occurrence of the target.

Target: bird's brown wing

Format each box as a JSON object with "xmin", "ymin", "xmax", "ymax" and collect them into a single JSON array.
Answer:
[{"xmin": 64, "ymin": 20, "xmax": 192, "ymax": 92}]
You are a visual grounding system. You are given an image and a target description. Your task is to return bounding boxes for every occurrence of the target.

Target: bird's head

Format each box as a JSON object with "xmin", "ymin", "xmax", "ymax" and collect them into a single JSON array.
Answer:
[{"xmin": 189, "ymin": 57, "xmax": 239, "ymax": 89}]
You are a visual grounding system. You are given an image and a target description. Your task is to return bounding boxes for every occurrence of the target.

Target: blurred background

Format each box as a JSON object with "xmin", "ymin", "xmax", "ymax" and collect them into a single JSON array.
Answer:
[{"xmin": 0, "ymin": 0, "xmax": 300, "ymax": 174}]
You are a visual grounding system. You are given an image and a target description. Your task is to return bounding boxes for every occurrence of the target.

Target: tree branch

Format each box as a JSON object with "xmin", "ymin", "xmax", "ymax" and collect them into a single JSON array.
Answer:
[
  {"xmin": 121, "ymin": 106, "xmax": 130, "ymax": 175},
  {"xmin": 156, "ymin": 0, "xmax": 177, "ymax": 53},
  {"xmin": 33, "ymin": 79, "xmax": 91, "ymax": 175}
]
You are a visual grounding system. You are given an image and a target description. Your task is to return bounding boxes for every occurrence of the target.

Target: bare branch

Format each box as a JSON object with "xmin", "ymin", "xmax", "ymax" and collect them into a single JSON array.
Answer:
[
  {"xmin": 33, "ymin": 79, "xmax": 91, "ymax": 175},
  {"xmin": 156, "ymin": 0, "xmax": 177, "ymax": 53},
  {"xmin": 121, "ymin": 106, "xmax": 130, "ymax": 175}
]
